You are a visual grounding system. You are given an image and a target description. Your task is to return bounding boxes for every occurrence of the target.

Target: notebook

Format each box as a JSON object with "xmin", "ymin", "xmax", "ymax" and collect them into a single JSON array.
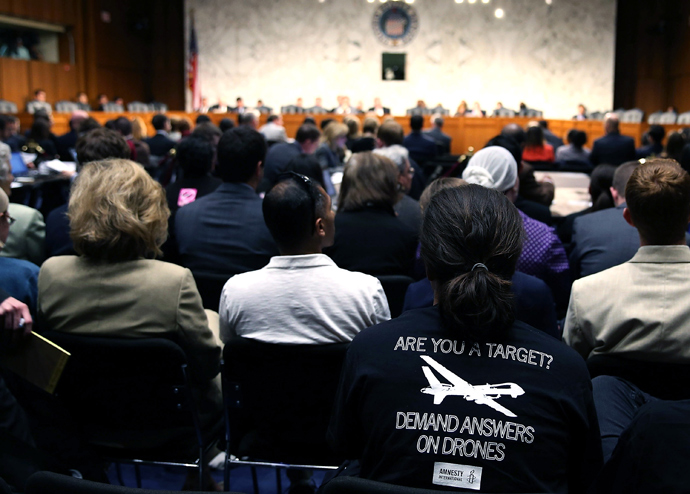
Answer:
[{"xmin": 0, "ymin": 332, "xmax": 70, "ymax": 394}]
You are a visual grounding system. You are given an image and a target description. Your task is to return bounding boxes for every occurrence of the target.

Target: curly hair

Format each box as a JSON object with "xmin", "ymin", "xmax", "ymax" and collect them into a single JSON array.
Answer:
[{"xmin": 68, "ymin": 159, "xmax": 169, "ymax": 262}]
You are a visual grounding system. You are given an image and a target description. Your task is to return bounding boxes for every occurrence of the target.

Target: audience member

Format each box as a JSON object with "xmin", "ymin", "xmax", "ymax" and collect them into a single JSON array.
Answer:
[
  {"xmin": 324, "ymin": 152, "xmax": 417, "ymax": 276},
  {"xmin": 315, "ymin": 122, "xmax": 347, "ymax": 170},
  {"xmin": 500, "ymin": 124, "xmax": 555, "ymax": 207},
  {"xmin": 0, "ymin": 189, "xmax": 39, "ymax": 315},
  {"xmin": 377, "ymin": 120, "xmax": 426, "ymax": 200},
  {"xmin": 373, "ymin": 145, "xmax": 422, "ymax": 235},
  {"xmin": 175, "ymin": 126, "xmax": 278, "ymax": 276},
  {"xmin": 423, "ymin": 116, "xmax": 451, "ymax": 155},
  {"xmin": 328, "ymin": 184, "xmax": 602, "ymax": 493},
  {"xmin": 79, "ymin": 117, "xmax": 102, "ymax": 135},
  {"xmin": 259, "ymin": 114, "xmax": 287, "ymax": 144},
  {"xmin": 284, "ymin": 154, "xmax": 326, "ymax": 186},
  {"xmin": 38, "ymin": 159, "xmax": 222, "ymax": 457},
  {"xmin": 462, "ymin": 146, "xmax": 570, "ymax": 312},
  {"xmin": 56, "ymin": 111, "xmax": 88, "ymax": 160},
  {"xmin": 351, "ymin": 117, "xmax": 379, "ymax": 153},
  {"xmin": 145, "ymin": 114, "xmax": 176, "ymax": 157},
  {"xmin": 26, "ymin": 89, "xmax": 51, "ymax": 115},
  {"xmin": 556, "ymin": 164, "xmax": 616, "ymax": 249},
  {"xmin": 663, "ymin": 131, "xmax": 685, "ymax": 165},
  {"xmin": 1, "ymin": 115, "xmax": 24, "ymax": 152},
  {"xmin": 263, "ymin": 124, "xmax": 321, "ymax": 185},
  {"xmin": 538, "ymin": 120, "xmax": 564, "ymax": 151},
  {"xmin": 402, "ymin": 115, "xmax": 437, "ymax": 166},
  {"xmin": 590, "ymin": 113, "xmax": 636, "ymax": 166},
  {"xmin": 555, "ymin": 129, "xmax": 591, "ymax": 168},
  {"xmin": 237, "ymin": 111, "xmax": 258, "ymax": 130},
  {"xmin": 563, "ymin": 159, "xmax": 690, "ymax": 460},
  {"xmin": 636, "ymin": 124, "xmax": 665, "ymax": 159},
  {"xmin": 26, "ymin": 118, "xmax": 57, "ymax": 159},
  {"xmin": 343, "ymin": 116, "xmax": 360, "ymax": 151},
  {"xmin": 522, "ymin": 125, "xmax": 555, "ymax": 163},
  {"xmin": 219, "ymin": 172, "xmax": 390, "ymax": 344},
  {"xmin": 45, "ymin": 128, "xmax": 131, "ymax": 258},
  {"xmin": 196, "ymin": 114, "xmax": 211, "ymax": 125},
  {"xmin": 568, "ymin": 162, "xmax": 657, "ymax": 278},
  {"xmin": 218, "ymin": 118, "xmax": 235, "ymax": 133}
]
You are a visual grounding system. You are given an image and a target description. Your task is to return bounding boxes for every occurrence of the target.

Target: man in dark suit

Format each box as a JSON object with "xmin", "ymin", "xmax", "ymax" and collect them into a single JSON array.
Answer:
[
  {"xmin": 175, "ymin": 127, "xmax": 279, "ymax": 276},
  {"xmin": 590, "ymin": 113, "xmax": 636, "ymax": 166},
  {"xmin": 539, "ymin": 120, "xmax": 564, "ymax": 152},
  {"xmin": 145, "ymin": 114, "xmax": 176, "ymax": 157},
  {"xmin": 262, "ymin": 124, "xmax": 321, "ymax": 185},
  {"xmin": 55, "ymin": 110, "xmax": 88, "ymax": 160},
  {"xmin": 378, "ymin": 120, "xmax": 426, "ymax": 200},
  {"xmin": 368, "ymin": 97, "xmax": 390, "ymax": 116},
  {"xmin": 636, "ymin": 124, "xmax": 665, "ymax": 159},
  {"xmin": 423, "ymin": 116, "xmax": 451, "ymax": 155},
  {"xmin": 402, "ymin": 115, "xmax": 437, "ymax": 166},
  {"xmin": 569, "ymin": 162, "xmax": 642, "ymax": 278}
]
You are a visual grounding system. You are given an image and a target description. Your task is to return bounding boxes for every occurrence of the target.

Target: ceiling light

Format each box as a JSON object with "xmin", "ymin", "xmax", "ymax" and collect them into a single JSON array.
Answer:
[
  {"xmin": 495, "ymin": 8, "xmax": 504, "ymax": 18},
  {"xmin": 482, "ymin": 0, "xmax": 490, "ymax": 3},
  {"xmin": 455, "ymin": 0, "xmax": 464, "ymax": 3},
  {"xmin": 468, "ymin": 0, "xmax": 476, "ymax": 3}
]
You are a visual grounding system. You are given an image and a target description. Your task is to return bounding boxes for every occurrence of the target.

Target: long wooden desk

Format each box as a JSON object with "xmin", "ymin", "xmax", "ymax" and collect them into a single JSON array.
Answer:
[{"xmin": 17, "ymin": 112, "xmax": 680, "ymax": 155}]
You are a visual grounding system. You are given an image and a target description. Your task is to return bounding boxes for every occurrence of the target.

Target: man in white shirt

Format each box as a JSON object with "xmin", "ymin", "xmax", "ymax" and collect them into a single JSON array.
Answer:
[{"xmin": 219, "ymin": 172, "xmax": 390, "ymax": 344}]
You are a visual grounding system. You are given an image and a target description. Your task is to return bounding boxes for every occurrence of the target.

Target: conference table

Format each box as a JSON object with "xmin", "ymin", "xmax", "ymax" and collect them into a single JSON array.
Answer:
[{"xmin": 16, "ymin": 111, "xmax": 687, "ymax": 156}]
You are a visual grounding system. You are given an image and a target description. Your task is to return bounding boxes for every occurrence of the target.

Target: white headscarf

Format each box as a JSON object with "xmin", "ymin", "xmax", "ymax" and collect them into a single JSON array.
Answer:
[{"xmin": 462, "ymin": 146, "xmax": 518, "ymax": 193}]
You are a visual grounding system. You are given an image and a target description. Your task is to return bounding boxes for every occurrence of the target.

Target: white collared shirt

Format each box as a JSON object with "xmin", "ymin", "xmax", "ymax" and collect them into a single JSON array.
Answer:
[{"xmin": 219, "ymin": 254, "xmax": 390, "ymax": 344}]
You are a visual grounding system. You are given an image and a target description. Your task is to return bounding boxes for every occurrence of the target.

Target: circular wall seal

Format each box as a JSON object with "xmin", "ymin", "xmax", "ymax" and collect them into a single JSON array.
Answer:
[{"xmin": 372, "ymin": 3, "xmax": 419, "ymax": 47}]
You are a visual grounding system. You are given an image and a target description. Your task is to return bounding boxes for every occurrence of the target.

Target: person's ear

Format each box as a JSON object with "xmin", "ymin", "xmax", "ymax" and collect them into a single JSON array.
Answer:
[
  {"xmin": 623, "ymin": 207, "xmax": 635, "ymax": 227},
  {"xmin": 315, "ymin": 216, "xmax": 326, "ymax": 238},
  {"xmin": 610, "ymin": 186, "xmax": 620, "ymax": 204},
  {"xmin": 256, "ymin": 161, "xmax": 263, "ymax": 176}
]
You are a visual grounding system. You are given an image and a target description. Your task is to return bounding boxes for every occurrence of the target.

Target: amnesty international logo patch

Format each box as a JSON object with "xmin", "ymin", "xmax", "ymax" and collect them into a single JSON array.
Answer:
[{"xmin": 372, "ymin": 3, "xmax": 419, "ymax": 47}]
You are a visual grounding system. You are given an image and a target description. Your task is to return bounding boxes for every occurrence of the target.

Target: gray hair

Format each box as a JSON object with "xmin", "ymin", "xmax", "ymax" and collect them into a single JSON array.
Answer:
[
  {"xmin": 373, "ymin": 144, "xmax": 409, "ymax": 173},
  {"xmin": 0, "ymin": 142, "xmax": 11, "ymax": 183}
]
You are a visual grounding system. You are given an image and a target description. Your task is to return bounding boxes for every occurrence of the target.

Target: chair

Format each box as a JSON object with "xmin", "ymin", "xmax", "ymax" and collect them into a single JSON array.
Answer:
[
  {"xmin": 647, "ymin": 111, "xmax": 663, "ymax": 124},
  {"xmin": 677, "ymin": 111, "xmax": 690, "ymax": 125},
  {"xmin": 192, "ymin": 272, "xmax": 234, "ymax": 312},
  {"xmin": 621, "ymin": 108, "xmax": 643, "ymax": 123},
  {"xmin": 494, "ymin": 108, "xmax": 516, "ymax": 117},
  {"xmin": 308, "ymin": 106, "xmax": 328, "ymax": 114},
  {"xmin": 321, "ymin": 476, "xmax": 547, "ymax": 494},
  {"xmin": 54, "ymin": 101, "xmax": 79, "ymax": 113},
  {"xmin": 222, "ymin": 338, "xmax": 348, "ymax": 493},
  {"xmin": 102, "ymin": 103, "xmax": 124, "ymax": 113},
  {"xmin": 42, "ymin": 332, "xmax": 222, "ymax": 490},
  {"xmin": 559, "ymin": 160, "xmax": 593, "ymax": 173},
  {"xmin": 0, "ymin": 100, "xmax": 18, "ymax": 113},
  {"xmin": 658, "ymin": 111, "xmax": 677, "ymax": 124},
  {"xmin": 127, "ymin": 101, "xmax": 150, "ymax": 113},
  {"xmin": 376, "ymin": 275, "xmax": 414, "ymax": 318},
  {"xmin": 430, "ymin": 105, "xmax": 449, "ymax": 116},
  {"xmin": 25, "ymin": 471, "xmax": 244, "ymax": 494},
  {"xmin": 525, "ymin": 109, "xmax": 543, "ymax": 118},
  {"xmin": 522, "ymin": 160, "xmax": 558, "ymax": 172},
  {"xmin": 588, "ymin": 111, "xmax": 605, "ymax": 121},
  {"xmin": 149, "ymin": 102, "xmax": 168, "ymax": 113},
  {"xmin": 586, "ymin": 354, "xmax": 690, "ymax": 400}
]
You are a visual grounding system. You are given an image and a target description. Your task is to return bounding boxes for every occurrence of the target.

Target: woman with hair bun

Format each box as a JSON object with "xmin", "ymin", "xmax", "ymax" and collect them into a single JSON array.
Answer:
[{"xmin": 328, "ymin": 184, "xmax": 602, "ymax": 493}]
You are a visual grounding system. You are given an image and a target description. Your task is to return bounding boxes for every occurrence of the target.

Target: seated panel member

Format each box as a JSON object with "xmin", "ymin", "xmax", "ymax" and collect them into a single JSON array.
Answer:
[
  {"xmin": 219, "ymin": 173, "xmax": 390, "ymax": 345},
  {"xmin": 327, "ymin": 185, "xmax": 602, "ymax": 493}
]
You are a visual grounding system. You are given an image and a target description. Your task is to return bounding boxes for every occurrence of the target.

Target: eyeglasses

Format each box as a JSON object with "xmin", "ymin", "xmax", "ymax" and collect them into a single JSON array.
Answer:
[
  {"xmin": 1, "ymin": 213, "xmax": 15, "ymax": 226},
  {"xmin": 277, "ymin": 171, "xmax": 318, "ymax": 234}
]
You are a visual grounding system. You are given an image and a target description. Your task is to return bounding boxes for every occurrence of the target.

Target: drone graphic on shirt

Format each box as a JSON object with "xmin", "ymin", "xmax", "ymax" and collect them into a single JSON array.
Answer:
[{"xmin": 420, "ymin": 355, "xmax": 524, "ymax": 418}]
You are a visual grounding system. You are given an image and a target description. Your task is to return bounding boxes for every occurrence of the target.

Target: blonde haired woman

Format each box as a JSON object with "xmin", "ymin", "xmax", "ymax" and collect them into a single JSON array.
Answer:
[
  {"xmin": 130, "ymin": 116, "xmax": 151, "ymax": 166},
  {"xmin": 315, "ymin": 121, "xmax": 348, "ymax": 169}
]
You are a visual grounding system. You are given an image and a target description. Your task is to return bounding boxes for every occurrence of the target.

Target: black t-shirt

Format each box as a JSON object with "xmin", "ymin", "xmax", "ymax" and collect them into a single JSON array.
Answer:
[{"xmin": 328, "ymin": 307, "xmax": 602, "ymax": 493}]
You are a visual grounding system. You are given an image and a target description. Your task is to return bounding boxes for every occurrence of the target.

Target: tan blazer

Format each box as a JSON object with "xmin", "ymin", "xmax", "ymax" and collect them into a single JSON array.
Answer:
[
  {"xmin": 38, "ymin": 256, "xmax": 221, "ymax": 392},
  {"xmin": 563, "ymin": 245, "xmax": 690, "ymax": 363}
]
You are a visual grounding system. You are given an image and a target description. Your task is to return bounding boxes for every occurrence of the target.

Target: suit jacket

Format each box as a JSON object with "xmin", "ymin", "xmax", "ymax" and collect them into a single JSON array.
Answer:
[
  {"xmin": 0, "ymin": 203, "xmax": 45, "ymax": 266},
  {"xmin": 263, "ymin": 141, "xmax": 302, "ymax": 184},
  {"xmin": 402, "ymin": 131, "xmax": 437, "ymax": 165},
  {"xmin": 543, "ymin": 129, "xmax": 564, "ymax": 151},
  {"xmin": 0, "ymin": 257, "xmax": 39, "ymax": 316},
  {"xmin": 175, "ymin": 182, "xmax": 279, "ymax": 276},
  {"xmin": 55, "ymin": 130, "xmax": 78, "ymax": 160},
  {"xmin": 564, "ymin": 245, "xmax": 690, "ymax": 362},
  {"xmin": 45, "ymin": 204, "xmax": 74, "ymax": 258},
  {"xmin": 208, "ymin": 104, "xmax": 232, "ymax": 113},
  {"xmin": 368, "ymin": 106, "xmax": 390, "ymax": 115},
  {"xmin": 145, "ymin": 133, "xmax": 176, "ymax": 157},
  {"xmin": 590, "ymin": 132, "xmax": 636, "ymax": 166},
  {"xmin": 423, "ymin": 128, "xmax": 451, "ymax": 155},
  {"xmin": 38, "ymin": 256, "xmax": 221, "ymax": 406}
]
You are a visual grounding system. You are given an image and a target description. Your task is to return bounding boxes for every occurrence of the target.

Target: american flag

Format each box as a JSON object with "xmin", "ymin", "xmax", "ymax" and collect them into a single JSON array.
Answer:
[{"xmin": 187, "ymin": 12, "xmax": 201, "ymax": 110}]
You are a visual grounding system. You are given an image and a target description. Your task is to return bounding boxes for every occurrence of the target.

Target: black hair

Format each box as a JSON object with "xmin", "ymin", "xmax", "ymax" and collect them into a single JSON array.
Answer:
[
  {"xmin": 114, "ymin": 116, "xmax": 132, "ymax": 136},
  {"xmin": 320, "ymin": 118, "xmax": 335, "ymax": 131},
  {"xmin": 566, "ymin": 129, "xmax": 587, "ymax": 148},
  {"xmin": 0, "ymin": 115, "xmax": 6, "ymax": 133},
  {"xmin": 421, "ymin": 185, "xmax": 524, "ymax": 338},
  {"xmin": 538, "ymin": 120, "xmax": 548, "ymax": 129},
  {"xmin": 237, "ymin": 113, "xmax": 255, "ymax": 126},
  {"xmin": 263, "ymin": 176, "xmax": 326, "ymax": 252},
  {"xmin": 302, "ymin": 116, "xmax": 317, "ymax": 126},
  {"xmin": 151, "ymin": 114, "xmax": 169, "ymax": 131},
  {"xmin": 500, "ymin": 123, "xmax": 526, "ymax": 146},
  {"xmin": 195, "ymin": 115, "xmax": 211, "ymax": 125},
  {"xmin": 104, "ymin": 119, "xmax": 117, "ymax": 130},
  {"xmin": 589, "ymin": 164, "xmax": 616, "ymax": 211},
  {"xmin": 284, "ymin": 154, "xmax": 325, "ymax": 187},
  {"xmin": 219, "ymin": 118, "xmax": 235, "ymax": 133},
  {"xmin": 175, "ymin": 136, "xmax": 214, "ymax": 178},
  {"xmin": 75, "ymin": 128, "xmax": 131, "ymax": 166},
  {"xmin": 266, "ymin": 115, "xmax": 280, "ymax": 123},
  {"xmin": 216, "ymin": 126, "xmax": 267, "ymax": 183},
  {"xmin": 191, "ymin": 122, "xmax": 222, "ymax": 143},
  {"xmin": 34, "ymin": 89, "xmax": 44, "ymax": 97},
  {"xmin": 648, "ymin": 125, "xmax": 666, "ymax": 144},
  {"xmin": 295, "ymin": 124, "xmax": 321, "ymax": 144},
  {"xmin": 484, "ymin": 135, "xmax": 522, "ymax": 165},
  {"xmin": 79, "ymin": 118, "xmax": 102, "ymax": 134},
  {"xmin": 525, "ymin": 126, "xmax": 545, "ymax": 148},
  {"xmin": 410, "ymin": 115, "xmax": 424, "ymax": 131},
  {"xmin": 29, "ymin": 119, "xmax": 50, "ymax": 141}
]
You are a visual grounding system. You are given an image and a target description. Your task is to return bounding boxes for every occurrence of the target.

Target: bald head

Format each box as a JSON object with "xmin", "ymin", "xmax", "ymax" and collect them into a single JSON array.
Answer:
[{"xmin": 604, "ymin": 113, "xmax": 620, "ymax": 134}]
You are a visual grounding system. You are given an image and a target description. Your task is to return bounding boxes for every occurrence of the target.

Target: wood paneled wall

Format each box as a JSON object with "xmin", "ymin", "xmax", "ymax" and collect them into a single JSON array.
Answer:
[{"xmin": 0, "ymin": 0, "xmax": 184, "ymax": 111}]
